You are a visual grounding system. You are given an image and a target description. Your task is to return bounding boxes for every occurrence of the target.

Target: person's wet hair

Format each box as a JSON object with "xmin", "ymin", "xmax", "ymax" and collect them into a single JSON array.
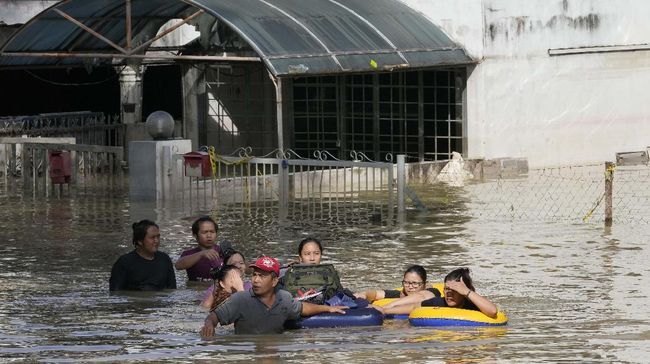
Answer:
[
  {"xmin": 132, "ymin": 219, "xmax": 158, "ymax": 246},
  {"xmin": 298, "ymin": 237, "xmax": 323, "ymax": 255},
  {"xmin": 404, "ymin": 265, "xmax": 427, "ymax": 282},
  {"xmin": 223, "ymin": 249, "xmax": 245, "ymax": 264},
  {"xmin": 444, "ymin": 267, "xmax": 475, "ymax": 291},
  {"xmin": 210, "ymin": 264, "xmax": 239, "ymax": 282},
  {"xmin": 191, "ymin": 215, "xmax": 218, "ymax": 236}
]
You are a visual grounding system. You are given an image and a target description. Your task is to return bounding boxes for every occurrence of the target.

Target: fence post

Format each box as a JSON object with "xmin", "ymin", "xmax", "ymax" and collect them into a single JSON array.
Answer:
[
  {"xmin": 278, "ymin": 159, "xmax": 289, "ymax": 220},
  {"xmin": 397, "ymin": 154, "xmax": 406, "ymax": 218},
  {"xmin": 605, "ymin": 162, "xmax": 614, "ymax": 227}
]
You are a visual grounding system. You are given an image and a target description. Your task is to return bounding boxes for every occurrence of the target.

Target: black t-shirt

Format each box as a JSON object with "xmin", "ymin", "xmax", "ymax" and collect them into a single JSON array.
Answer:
[
  {"xmin": 384, "ymin": 287, "xmax": 441, "ymax": 299},
  {"xmin": 421, "ymin": 295, "xmax": 479, "ymax": 311},
  {"xmin": 109, "ymin": 250, "xmax": 177, "ymax": 291}
]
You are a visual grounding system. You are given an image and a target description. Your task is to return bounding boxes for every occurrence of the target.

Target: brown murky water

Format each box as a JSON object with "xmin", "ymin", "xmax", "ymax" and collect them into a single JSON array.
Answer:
[{"xmin": 0, "ymin": 183, "xmax": 649, "ymax": 363}]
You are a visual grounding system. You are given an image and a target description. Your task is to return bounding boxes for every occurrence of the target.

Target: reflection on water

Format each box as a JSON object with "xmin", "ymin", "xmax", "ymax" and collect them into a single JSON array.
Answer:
[{"xmin": 1, "ymin": 185, "xmax": 649, "ymax": 362}]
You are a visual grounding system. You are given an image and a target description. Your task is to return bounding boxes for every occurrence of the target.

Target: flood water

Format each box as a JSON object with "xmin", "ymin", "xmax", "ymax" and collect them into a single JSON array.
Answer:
[{"xmin": 1, "ymin": 183, "xmax": 649, "ymax": 363}]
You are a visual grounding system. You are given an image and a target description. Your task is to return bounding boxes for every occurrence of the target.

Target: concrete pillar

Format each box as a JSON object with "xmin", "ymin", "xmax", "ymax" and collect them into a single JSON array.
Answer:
[
  {"xmin": 118, "ymin": 64, "xmax": 144, "ymax": 125},
  {"xmin": 128, "ymin": 139, "xmax": 192, "ymax": 201},
  {"xmin": 181, "ymin": 64, "xmax": 206, "ymax": 150},
  {"xmin": 117, "ymin": 64, "xmax": 146, "ymax": 163}
]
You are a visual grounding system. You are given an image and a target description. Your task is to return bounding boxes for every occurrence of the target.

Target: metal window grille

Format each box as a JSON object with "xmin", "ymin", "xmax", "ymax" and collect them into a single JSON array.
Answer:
[
  {"xmin": 206, "ymin": 64, "xmax": 276, "ymax": 155},
  {"xmin": 292, "ymin": 69, "xmax": 464, "ymax": 162}
]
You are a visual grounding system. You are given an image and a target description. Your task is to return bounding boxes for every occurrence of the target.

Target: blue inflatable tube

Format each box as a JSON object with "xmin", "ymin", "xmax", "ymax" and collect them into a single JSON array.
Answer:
[
  {"xmin": 285, "ymin": 307, "xmax": 384, "ymax": 329},
  {"xmin": 384, "ymin": 314, "xmax": 409, "ymax": 320}
]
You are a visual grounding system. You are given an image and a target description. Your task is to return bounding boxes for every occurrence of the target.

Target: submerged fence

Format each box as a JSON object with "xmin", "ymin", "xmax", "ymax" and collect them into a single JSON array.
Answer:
[
  {"xmin": 167, "ymin": 148, "xmax": 403, "ymax": 223},
  {"xmin": 0, "ymin": 138, "xmax": 125, "ymax": 195},
  {"xmin": 460, "ymin": 159, "xmax": 650, "ymax": 225},
  {"xmin": 0, "ymin": 112, "xmax": 124, "ymax": 146}
]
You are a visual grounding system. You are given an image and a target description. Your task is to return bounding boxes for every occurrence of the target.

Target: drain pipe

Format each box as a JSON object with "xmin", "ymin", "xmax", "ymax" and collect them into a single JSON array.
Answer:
[
  {"xmin": 269, "ymin": 73, "xmax": 284, "ymax": 152},
  {"xmin": 269, "ymin": 72, "xmax": 288, "ymax": 219}
]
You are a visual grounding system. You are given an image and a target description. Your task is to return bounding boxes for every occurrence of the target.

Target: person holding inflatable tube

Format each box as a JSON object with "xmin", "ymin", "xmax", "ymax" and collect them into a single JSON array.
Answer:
[
  {"xmin": 353, "ymin": 265, "xmax": 440, "ymax": 301},
  {"xmin": 200, "ymin": 256, "xmax": 348, "ymax": 336},
  {"xmin": 374, "ymin": 268, "xmax": 498, "ymax": 318}
]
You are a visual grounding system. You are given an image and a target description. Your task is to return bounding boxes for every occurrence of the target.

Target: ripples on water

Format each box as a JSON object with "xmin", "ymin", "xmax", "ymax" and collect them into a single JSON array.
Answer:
[{"xmin": 0, "ymin": 185, "xmax": 649, "ymax": 362}]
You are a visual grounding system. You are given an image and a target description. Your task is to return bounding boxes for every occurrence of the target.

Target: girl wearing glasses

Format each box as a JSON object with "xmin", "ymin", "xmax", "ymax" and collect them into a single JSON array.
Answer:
[
  {"xmin": 354, "ymin": 265, "xmax": 441, "ymax": 301},
  {"xmin": 375, "ymin": 268, "xmax": 498, "ymax": 318}
]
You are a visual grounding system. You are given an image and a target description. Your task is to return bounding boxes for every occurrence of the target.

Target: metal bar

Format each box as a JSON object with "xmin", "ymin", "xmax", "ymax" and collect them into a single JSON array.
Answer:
[
  {"xmin": 44, "ymin": 149, "xmax": 49, "ymax": 197},
  {"xmin": 0, "ymin": 52, "xmax": 261, "ymax": 62},
  {"xmin": 128, "ymin": 10, "xmax": 204, "ymax": 55},
  {"xmin": 605, "ymin": 162, "xmax": 614, "ymax": 226},
  {"xmin": 31, "ymin": 148, "xmax": 36, "ymax": 192},
  {"xmin": 418, "ymin": 70, "xmax": 424, "ymax": 162},
  {"xmin": 3, "ymin": 144, "xmax": 7, "ymax": 190},
  {"xmin": 20, "ymin": 142, "xmax": 122, "ymax": 154},
  {"xmin": 397, "ymin": 154, "xmax": 405, "ymax": 215},
  {"xmin": 279, "ymin": 160, "xmax": 289, "ymax": 220},
  {"xmin": 549, "ymin": 43, "xmax": 650, "ymax": 56},
  {"xmin": 53, "ymin": 8, "xmax": 127, "ymax": 54},
  {"xmin": 258, "ymin": 0, "xmax": 344, "ymax": 70},
  {"xmin": 387, "ymin": 164, "xmax": 394, "ymax": 222},
  {"xmin": 125, "ymin": 0, "xmax": 133, "ymax": 50},
  {"xmin": 274, "ymin": 77, "xmax": 284, "ymax": 152},
  {"xmin": 327, "ymin": 0, "xmax": 409, "ymax": 65}
]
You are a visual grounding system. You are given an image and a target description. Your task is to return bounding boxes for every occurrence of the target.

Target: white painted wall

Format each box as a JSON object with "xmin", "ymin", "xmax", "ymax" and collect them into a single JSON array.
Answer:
[
  {"xmin": 0, "ymin": 1, "xmax": 59, "ymax": 25},
  {"xmin": 404, "ymin": 0, "xmax": 650, "ymax": 167}
]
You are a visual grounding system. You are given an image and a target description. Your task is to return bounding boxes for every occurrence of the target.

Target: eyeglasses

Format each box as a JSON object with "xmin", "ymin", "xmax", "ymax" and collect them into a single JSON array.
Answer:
[{"xmin": 402, "ymin": 281, "xmax": 425, "ymax": 287}]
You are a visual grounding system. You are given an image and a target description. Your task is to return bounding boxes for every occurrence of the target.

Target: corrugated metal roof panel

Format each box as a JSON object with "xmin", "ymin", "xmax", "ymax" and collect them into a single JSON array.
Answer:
[{"xmin": 1, "ymin": 0, "xmax": 474, "ymax": 74}]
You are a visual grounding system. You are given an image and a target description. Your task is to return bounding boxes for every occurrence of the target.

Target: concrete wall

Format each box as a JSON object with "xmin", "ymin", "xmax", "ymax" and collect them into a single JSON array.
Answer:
[
  {"xmin": 0, "ymin": 1, "xmax": 58, "ymax": 25},
  {"xmin": 404, "ymin": 0, "xmax": 650, "ymax": 168}
]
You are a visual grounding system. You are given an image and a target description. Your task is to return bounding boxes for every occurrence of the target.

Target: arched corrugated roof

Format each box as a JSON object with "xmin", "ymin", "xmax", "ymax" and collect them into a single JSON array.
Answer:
[{"xmin": 0, "ymin": 0, "xmax": 473, "ymax": 75}]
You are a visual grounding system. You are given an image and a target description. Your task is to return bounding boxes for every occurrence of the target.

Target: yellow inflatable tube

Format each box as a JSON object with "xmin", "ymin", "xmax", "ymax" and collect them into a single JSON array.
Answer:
[{"xmin": 409, "ymin": 307, "xmax": 508, "ymax": 327}]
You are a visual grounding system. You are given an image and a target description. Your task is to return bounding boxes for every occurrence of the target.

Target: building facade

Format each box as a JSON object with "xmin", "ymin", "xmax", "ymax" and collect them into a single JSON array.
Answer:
[{"xmin": 2, "ymin": 0, "xmax": 649, "ymax": 168}]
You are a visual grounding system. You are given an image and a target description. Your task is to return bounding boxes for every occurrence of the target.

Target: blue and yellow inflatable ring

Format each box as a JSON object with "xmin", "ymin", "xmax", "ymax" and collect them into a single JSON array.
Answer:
[{"xmin": 409, "ymin": 307, "xmax": 508, "ymax": 327}]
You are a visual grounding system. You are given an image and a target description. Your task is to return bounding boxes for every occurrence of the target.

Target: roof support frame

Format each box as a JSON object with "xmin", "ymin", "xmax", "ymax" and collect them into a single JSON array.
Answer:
[
  {"xmin": 256, "ymin": 0, "xmax": 345, "ymax": 71},
  {"xmin": 53, "ymin": 8, "xmax": 128, "ymax": 54},
  {"xmin": 125, "ymin": 0, "xmax": 132, "ymax": 49},
  {"xmin": 0, "ymin": 51, "xmax": 259, "ymax": 62},
  {"xmin": 0, "ymin": 0, "xmax": 473, "ymax": 74},
  {"xmin": 128, "ymin": 9, "xmax": 204, "ymax": 55}
]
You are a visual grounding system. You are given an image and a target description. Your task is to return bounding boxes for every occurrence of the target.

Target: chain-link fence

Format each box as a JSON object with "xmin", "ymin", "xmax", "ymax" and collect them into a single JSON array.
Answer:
[{"xmin": 461, "ymin": 162, "xmax": 650, "ymax": 225}]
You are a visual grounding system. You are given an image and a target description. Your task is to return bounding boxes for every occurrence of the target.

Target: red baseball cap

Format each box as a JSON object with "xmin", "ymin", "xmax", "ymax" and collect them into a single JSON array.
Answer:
[{"xmin": 250, "ymin": 256, "xmax": 280, "ymax": 276}]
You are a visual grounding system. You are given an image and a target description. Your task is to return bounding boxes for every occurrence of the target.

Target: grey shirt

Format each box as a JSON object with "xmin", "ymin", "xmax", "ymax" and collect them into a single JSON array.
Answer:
[{"xmin": 214, "ymin": 288, "xmax": 302, "ymax": 334}]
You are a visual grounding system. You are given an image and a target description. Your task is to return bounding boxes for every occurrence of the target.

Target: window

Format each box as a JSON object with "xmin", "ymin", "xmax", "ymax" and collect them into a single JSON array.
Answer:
[{"xmin": 292, "ymin": 69, "xmax": 465, "ymax": 161}]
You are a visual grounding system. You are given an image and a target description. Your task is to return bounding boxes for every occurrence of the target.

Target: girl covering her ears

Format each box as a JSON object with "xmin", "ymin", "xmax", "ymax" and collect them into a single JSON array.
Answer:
[
  {"xmin": 373, "ymin": 268, "xmax": 498, "ymax": 318},
  {"xmin": 354, "ymin": 265, "xmax": 441, "ymax": 301},
  {"xmin": 201, "ymin": 249, "xmax": 252, "ymax": 309},
  {"xmin": 204, "ymin": 265, "xmax": 245, "ymax": 311}
]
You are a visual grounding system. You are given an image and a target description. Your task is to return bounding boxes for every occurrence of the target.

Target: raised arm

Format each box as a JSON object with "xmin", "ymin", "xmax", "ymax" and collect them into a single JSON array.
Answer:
[
  {"xmin": 175, "ymin": 249, "xmax": 220, "ymax": 270},
  {"xmin": 446, "ymin": 278, "xmax": 498, "ymax": 318}
]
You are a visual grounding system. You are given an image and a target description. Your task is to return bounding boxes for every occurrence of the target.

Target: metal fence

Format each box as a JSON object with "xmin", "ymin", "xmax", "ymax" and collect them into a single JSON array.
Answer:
[
  {"xmin": 170, "ymin": 148, "xmax": 403, "ymax": 223},
  {"xmin": 461, "ymin": 162, "xmax": 650, "ymax": 225},
  {"xmin": 0, "ymin": 112, "xmax": 124, "ymax": 146},
  {"xmin": 1, "ymin": 139, "xmax": 125, "ymax": 196}
]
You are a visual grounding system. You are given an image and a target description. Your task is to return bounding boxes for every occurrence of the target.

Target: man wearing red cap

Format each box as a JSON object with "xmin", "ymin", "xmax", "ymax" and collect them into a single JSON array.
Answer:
[{"xmin": 200, "ymin": 256, "xmax": 348, "ymax": 336}]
